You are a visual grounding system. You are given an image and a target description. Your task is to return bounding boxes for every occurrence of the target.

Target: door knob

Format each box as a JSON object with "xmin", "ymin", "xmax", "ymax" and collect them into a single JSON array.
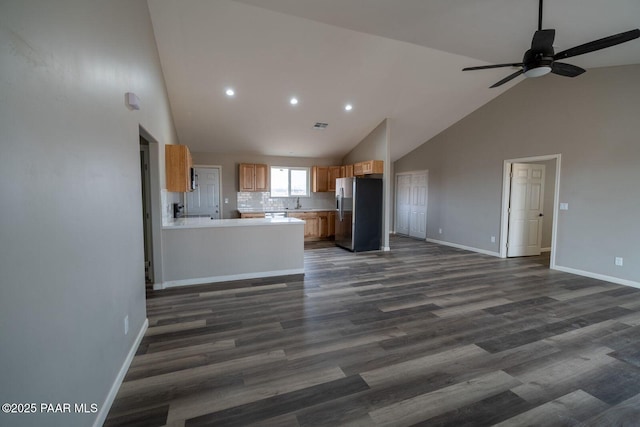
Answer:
[{"xmin": 539, "ymin": 213, "xmax": 544, "ymax": 217}]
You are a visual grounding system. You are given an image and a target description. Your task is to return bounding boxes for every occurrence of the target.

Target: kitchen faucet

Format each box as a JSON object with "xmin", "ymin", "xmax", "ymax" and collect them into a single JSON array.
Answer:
[{"xmin": 295, "ymin": 197, "xmax": 302, "ymax": 209}]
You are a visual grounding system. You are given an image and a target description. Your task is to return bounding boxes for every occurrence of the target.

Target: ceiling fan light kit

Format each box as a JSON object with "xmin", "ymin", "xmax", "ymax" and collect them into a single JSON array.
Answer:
[{"xmin": 463, "ymin": 0, "xmax": 640, "ymax": 88}]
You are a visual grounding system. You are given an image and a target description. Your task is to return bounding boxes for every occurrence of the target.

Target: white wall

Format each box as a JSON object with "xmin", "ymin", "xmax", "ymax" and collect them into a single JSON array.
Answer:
[
  {"xmin": 0, "ymin": 1, "xmax": 178, "ymax": 426},
  {"xmin": 395, "ymin": 65, "xmax": 640, "ymax": 286}
]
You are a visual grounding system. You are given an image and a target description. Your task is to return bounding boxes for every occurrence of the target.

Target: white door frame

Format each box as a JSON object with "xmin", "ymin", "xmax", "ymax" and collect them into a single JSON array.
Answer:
[
  {"xmin": 192, "ymin": 164, "xmax": 224, "ymax": 219},
  {"xmin": 395, "ymin": 170, "xmax": 428, "ymax": 240},
  {"xmin": 500, "ymin": 154, "xmax": 561, "ymax": 268},
  {"xmin": 139, "ymin": 125, "xmax": 164, "ymax": 286}
]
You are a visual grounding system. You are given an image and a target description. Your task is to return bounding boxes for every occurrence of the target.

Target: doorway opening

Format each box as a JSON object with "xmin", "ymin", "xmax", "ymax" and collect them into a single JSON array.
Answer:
[
  {"xmin": 139, "ymin": 137, "xmax": 154, "ymax": 284},
  {"xmin": 395, "ymin": 171, "xmax": 428, "ymax": 240},
  {"xmin": 138, "ymin": 126, "xmax": 163, "ymax": 289},
  {"xmin": 500, "ymin": 154, "xmax": 561, "ymax": 269}
]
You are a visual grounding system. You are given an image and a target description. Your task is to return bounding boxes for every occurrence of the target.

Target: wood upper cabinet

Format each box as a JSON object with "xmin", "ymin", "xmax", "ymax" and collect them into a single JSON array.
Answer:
[
  {"xmin": 328, "ymin": 166, "xmax": 341, "ymax": 192},
  {"xmin": 165, "ymin": 144, "xmax": 193, "ymax": 192},
  {"xmin": 343, "ymin": 164, "xmax": 354, "ymax": 178},
  {"xmin": 254, "ymin": 164, "xmax": 269, "ymax": 191},
  {"xmin": 312, "ymin": 166, "xmax": 329, "ymax": 192},
  {"xmin": 354, "ymin": 160, "xmax": 384, "ymax": 176},
  {"xmin": 239, "ymin": 163, "xmax": 269, "ymax": 192},
  {"xmin": 313, "ymin": 165, "xmax": 342, "ymax": 192}
]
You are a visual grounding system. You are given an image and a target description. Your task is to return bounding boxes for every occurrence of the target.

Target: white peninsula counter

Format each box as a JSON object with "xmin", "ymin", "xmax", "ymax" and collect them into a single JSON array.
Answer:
[{"xmin": 159, "ymin": 217, "xmax": 304, "ymax": 289}]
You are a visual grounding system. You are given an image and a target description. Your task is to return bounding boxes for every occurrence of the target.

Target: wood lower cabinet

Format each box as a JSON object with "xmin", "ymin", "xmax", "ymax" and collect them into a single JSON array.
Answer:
[
  {"xmin": 287, "ymin": 212, "xmax": 319, "ymax": 238},
  {"xmin": 165, "ymin": 144, "xmax": 193, "ymax": 192},
  {"xmin": 239, "ymin": 163, "xmax": 269, "ymax": 192},
  {"xmin": 318, "ymin": 212, "xmax": 329, "ymax": 238},
  {"xmin": 317, "ymin": 211, "xmax": 336, "ymax": 238},
  {"xmin": 328, "ymin": 211, "xmax": 335, "ymax": 236},
  {"xmin": 288, "ymin": 211, "xmax": 335, "ymax": 240},
  {"xmin": 240, "ymin": 212, "xmax": 265, "ymax": 219}
]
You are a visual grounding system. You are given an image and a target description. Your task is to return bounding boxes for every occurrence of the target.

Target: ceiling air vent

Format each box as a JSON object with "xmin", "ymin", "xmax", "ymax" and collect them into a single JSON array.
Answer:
[{"xmin": 313, "ymin": 122, "xmax": 328, "ymax": 130}]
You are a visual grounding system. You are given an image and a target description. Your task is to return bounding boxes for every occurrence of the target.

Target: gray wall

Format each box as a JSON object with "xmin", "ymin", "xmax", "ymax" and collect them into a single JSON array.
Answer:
[
  {"xmin": 394, "ymin": 65, "xmax": 640, "ymax": 284},
  {"xmin": 343, "ymin": 119, "xmax": 392, "ymax": 249},
  {"xmin": 192, "ymin": 152, "xmax": 341, "ymax": 219},
  {"xmin": 0, "ymin": 1, "xmax": 178, "ymax": 426}
]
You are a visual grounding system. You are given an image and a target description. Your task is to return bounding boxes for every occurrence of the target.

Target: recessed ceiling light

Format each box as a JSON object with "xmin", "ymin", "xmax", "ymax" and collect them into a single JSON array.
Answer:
[
  {"xmin": 225, "ymin": 88, "xmax": 235, "ymax": 97},
  {"xmin": 290, "ymin": 97, "xmax": 298, "ymax": 105},
  {"xmin": 345, "ymin": 104, "xmax": 353, "ymax": 111}
]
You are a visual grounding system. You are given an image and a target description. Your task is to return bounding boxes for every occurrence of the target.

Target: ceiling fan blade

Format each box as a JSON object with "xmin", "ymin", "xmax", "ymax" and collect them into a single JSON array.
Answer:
[
  {"xmin": 490, "ymin": 69, "xmax": 524, "ymax": 88},
  {"xmin": 531, "ymin": 29, "xmax": 555, "ymax": 52},
  {"xmin": 463, "ymin": 63, "xmax": 523, "ymax": 71},
  {"xmin": 554, "ymin": 29, "xmax": 640, "ymax": 60},
  {"xmin": 551, "ymin": 62, "xmax": 586, "ymax": 77}
]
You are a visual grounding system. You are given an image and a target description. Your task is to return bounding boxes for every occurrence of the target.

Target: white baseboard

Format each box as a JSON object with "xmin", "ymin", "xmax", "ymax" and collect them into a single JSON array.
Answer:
[
  {"xmin": 541, "ymin": 247, "xmax": 551, "ymax": 253},
  {"xmin": 552, "ymin": 265, "xmax": 640, "ymax": 289},
  {"xmin": 426, "ymin": 238, "xmax": 501, "ymax": 258},
  {"xmin": 94, "ymin": 318, "xmax": 148, "ymax": 427},
  {"xmin": 383, "ymin": 246, "xmax": 391, "ymax": 252},
  {"xmin": 157, "ymin": 268, "xmax": 305, "ymax": 290}
]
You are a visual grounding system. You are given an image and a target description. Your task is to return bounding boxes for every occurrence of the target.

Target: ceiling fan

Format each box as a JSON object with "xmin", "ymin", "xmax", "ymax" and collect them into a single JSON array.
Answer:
[{"xmin": 463, "ymin": 0, "xmax": 640, "ymax": 88}]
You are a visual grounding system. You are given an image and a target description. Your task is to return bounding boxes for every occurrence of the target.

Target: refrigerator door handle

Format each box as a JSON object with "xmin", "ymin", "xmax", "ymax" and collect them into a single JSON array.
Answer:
[{"xmin": 339, "ymin": 188, "xmax": 344, "ymax": 221}]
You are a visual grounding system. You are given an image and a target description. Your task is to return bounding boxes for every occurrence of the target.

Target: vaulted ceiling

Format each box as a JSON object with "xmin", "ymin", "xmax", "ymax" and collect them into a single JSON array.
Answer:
[{"xmin": 148, "ymin": 0, "xmax": 640, "ymax": 161}]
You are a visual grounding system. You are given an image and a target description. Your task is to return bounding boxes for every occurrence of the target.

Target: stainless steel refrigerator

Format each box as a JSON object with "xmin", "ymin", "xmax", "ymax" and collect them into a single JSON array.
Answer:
[{"xmin": 335, "ymin": 177, "xmax": 383, "ymax": 252}]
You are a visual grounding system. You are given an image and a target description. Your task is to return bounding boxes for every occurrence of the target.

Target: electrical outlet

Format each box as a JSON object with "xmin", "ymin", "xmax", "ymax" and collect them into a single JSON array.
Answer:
[
  {"xmin": 615, "ymin": 257, "xmax": 624, "ymax": 267},
  {"xmin": 224, "ymin": 197, "xmax": 229, "ymax": 204},
  {"xmin": 439, "ymin": 228, "xmax": 442, "ymax": 234},
  {"xmin": 124, "ymin": 315, "xmax": 129, "ymax": 335},
  {"xmin": 491, "ymin": 236, "xmax": 496, "ymax": 243}
]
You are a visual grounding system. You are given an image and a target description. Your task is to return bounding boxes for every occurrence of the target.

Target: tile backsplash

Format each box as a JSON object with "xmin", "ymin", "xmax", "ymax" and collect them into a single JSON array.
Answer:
[{"xmin": 237, "ymin": 192, "xmax": 335, "ymax": 211}]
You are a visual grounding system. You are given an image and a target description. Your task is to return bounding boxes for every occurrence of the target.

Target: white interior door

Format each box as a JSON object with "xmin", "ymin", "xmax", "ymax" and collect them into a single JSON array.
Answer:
[
  {"xmin": 396, "ymin": 172, "xmax": 427, "ymax": 239},
  {"xmin": 409, "ymin": 173, "xmax": 427, "ymax": 239},
  {"xmin": 395, "ymin": 175, "xmax": 411, "ymax": 236},
  {"xmin": 186, "ymin": 167, "xmax": 221, "ymax": 218},
  {"xmin": 507, "ymin": 163, "xmax": 545, "ymax": 257}
]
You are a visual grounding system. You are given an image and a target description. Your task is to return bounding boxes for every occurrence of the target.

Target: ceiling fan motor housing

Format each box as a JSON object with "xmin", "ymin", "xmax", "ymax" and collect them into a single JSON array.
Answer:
[{"xmin": 523, "ymin": 49, "xmax": 554, "ymax": 74}]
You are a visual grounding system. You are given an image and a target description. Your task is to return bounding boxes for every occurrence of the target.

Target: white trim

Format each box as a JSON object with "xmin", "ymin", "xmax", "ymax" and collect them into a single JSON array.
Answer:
[
  {"xmin": 541, "ymin": 247, "xmax": 551, "ymax": 253},
  {"xmin": 500, "ymin": 154, "xmax": 561, "ymax": 271},
  {"xmin": 427, "ymin": 238, "xmax": 501, "ymax": 258},
  {"xmin": 156, "ymin": 268, "xmax": 305, "ymax": 290},
  {"xmin": 552, "ymin": 265, "xmax": 640, "ymax": 289},
  {"xmin": 382, "ymin": 246, "xmax": 391, "ymax": 252},
  {"xmin": 94, "ymin": 318, "xmax": 148, "ymax": 427}
]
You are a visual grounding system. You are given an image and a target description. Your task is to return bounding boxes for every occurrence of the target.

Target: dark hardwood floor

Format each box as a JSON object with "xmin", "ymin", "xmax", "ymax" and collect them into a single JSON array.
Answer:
[{"xmin": 105, "ymin": 236, "xmax": 640, "ymax": 426}]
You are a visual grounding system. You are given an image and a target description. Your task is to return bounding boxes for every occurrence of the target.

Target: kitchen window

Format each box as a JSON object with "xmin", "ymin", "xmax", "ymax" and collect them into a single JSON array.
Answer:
[{"xmin": 270, "ymin": 166, "xmax": 310, "ymax": 197}]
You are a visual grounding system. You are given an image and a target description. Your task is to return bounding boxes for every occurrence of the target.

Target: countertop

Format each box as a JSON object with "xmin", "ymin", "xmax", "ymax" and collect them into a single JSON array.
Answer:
[{"xmin": 163, "ymin": 217, "xmax": 304, "ymax": 230}]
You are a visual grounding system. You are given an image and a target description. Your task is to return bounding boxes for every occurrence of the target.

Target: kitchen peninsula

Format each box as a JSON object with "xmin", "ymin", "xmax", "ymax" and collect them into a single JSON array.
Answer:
[{"xmin": 159, "ymin": 217, "xmax": 304, "ymax": 289}]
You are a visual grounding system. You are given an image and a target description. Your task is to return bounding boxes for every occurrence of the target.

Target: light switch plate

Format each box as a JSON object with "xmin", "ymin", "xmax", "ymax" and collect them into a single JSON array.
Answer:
[
  {"xmin": 559, "ymin": 203, "xmax": 569, "ymax": 210},
  {"xmin": 615, "ymin": 257, "xmax": 624, "ymax": 266}
]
